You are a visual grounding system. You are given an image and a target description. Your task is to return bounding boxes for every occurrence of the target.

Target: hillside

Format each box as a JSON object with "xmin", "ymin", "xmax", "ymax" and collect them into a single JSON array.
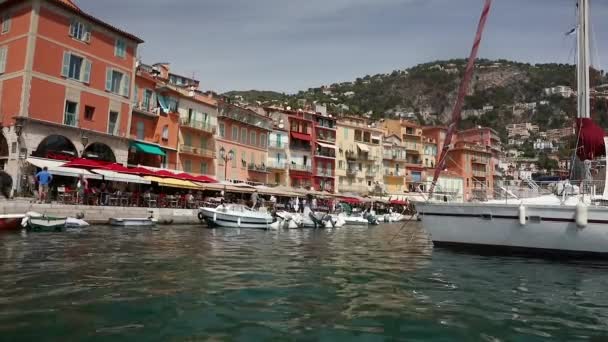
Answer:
[{"xmin": 224, "ymin": 59, "xmax": 608, "ymax": 142}]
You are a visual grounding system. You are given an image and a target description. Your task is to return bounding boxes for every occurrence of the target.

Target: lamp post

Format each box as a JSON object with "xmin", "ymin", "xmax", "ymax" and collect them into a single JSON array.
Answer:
[
  {"xmin": 80, "ymin": 131, "xmax": 89, "ymax": 157},
  {"xmin": 219, "ymin": 146, "xmax": 234, "ymax": 196}
]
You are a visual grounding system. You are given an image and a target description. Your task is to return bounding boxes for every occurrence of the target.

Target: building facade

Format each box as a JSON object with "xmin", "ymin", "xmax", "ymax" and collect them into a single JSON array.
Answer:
[
  {"xmin": 382, "ymin": 134, "xmax": 407, "ymax": 194},
  {"xmin": 0, "ymin": 0, "xmax": 142, "ymax": 190}
]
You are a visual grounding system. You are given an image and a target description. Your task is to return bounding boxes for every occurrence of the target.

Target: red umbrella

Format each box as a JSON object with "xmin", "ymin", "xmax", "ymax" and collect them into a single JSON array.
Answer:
[
  {"xmin": 155, "ymin": 170, "xmax": 179, "ymax": 178},
  {"xmin": 175, "ymin": 173, "xmax": 200, "ymax": 181},
  {"xmin": 340, "ymin": 197, "xmax": 361, "ymax": 204},
  {"xmin": 390, "ymin": 200, "xmax": 408, "ymax": 205},
  {"xmin": 121, "ymin": 167, "xmax": 157, "ymax": 176},
  {"xmin": 195, "ymin": 175, "xmax": 217, "ymax": 183}
]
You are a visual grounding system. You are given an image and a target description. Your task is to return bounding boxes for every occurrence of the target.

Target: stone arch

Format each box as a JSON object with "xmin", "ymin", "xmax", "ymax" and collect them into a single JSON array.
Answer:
[
  {"xmin": 33, "ymin": 135, "xmax": 78, "ymax": 160},
  {"xmin": 83, "ymin": 142, "xmax": 116, "ymax": 163}
]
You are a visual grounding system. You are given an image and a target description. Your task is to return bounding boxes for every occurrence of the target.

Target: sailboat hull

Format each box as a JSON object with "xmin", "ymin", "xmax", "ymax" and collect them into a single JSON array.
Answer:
[{"xmin": 416, "ymin": 202, "xmax": 608, "ymax": 257}]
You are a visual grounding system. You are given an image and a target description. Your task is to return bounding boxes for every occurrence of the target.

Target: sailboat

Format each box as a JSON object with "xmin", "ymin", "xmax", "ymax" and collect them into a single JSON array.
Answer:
[{"xmin": 415, "ymin": 0, "xmax": 608, "ymax": 257}]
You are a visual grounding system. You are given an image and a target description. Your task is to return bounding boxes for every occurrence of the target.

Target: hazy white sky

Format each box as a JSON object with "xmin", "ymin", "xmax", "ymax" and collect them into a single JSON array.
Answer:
[{"xmin": 78, "ymin": 0, "xmax": 608, "ymax": 93}]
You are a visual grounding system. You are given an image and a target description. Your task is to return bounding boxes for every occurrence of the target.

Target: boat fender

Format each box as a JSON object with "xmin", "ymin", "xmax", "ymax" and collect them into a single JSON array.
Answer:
[
  {"xmin": 198, "ymin": 211, "xmax": 205, "ymax": 221},
  {"xmin": 576, "ymin": 202, "xmax": 588, "ymax": 228},
  {"xmin": 518, "ymin": 205, "xmax": 526, "ymax": 225},
  {"xmin": 213, "ymin": 212, "xmax": 217, "ymax": 222},
  {"xmin": 237, "ymin": 217, "xmax": 241, "ymax": 227}
]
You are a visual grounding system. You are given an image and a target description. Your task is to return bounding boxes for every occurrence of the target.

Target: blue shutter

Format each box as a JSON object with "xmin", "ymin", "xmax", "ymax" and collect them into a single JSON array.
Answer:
[
  {"xmin": 83, "ymin": 59, "xmax": 91, "ymax": 83},
  {"xmin": 105, "ymin": 68, "xmax": 113, "ymax": 91},
  {"xmin": 61, "ymin": 51, "xmax": 70, "ymax": 77}
]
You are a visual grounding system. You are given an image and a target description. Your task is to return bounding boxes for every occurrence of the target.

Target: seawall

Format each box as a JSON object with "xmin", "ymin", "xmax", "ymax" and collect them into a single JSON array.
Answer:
[{"xmin": 0, "ymin": 199, "xmax": 201, "ymax": 225}]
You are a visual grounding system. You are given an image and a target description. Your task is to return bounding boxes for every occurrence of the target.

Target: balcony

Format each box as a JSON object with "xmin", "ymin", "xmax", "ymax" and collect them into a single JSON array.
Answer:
[
  {"xmin": 218, "ymin": 104, "xmax": 272, "ymax": 130},
  {"xmin": 472, "ymin": 157, "xmax": 490, "ymax": 165},
  {"xmin": 365, "ymin": 169, "xmax": 376, "ymax": 177},
  {"xmin": 288, "ymin": 164, "xmax": 312, "ymax": 173},
  {"xmin": 179, "ymin": 144, "xmax": 216, "ymax": 158},
  {"xmin": 315, "ymin": 169, "xmax": 334, "ymax": 177},
  {"xmin": 315, "ymin": 121, "xmax": 336, "ymax": 130},
  {"xmin": 316, "ymin": 133, "xmax": 336, "ymax": 143},
  {"xmin": 338, "ymin": 183, "xmax": 369, "ymax": 194},
  {"xmin": 472, "ymin": 170, "xmax": 487, "ymax": 178},
  {"xmin": 314, "ymin": 150, "xmax": 336, "ymax": 159},
  {"xmin": 290, "ymin": 144, "xmax": 312, "ymax": 152},
  {"xmin": 248, "ymin": 163, "xmax": 269, "ymax": 173},
  {"xmin": 346, "ymin": 168, "xmax": 358, "ymax": 176},
  {"xmin": 179, "ymin": 118, "xmax": 216, "ymax": 134},
  {"xmin": 383, "ymin": 150, "xmax": 407, "ymax": 161},
  {"xmin": 268, "ymin": 141, "xmax": 286, "ymax": 149},
  {"xmin": 133, "ymin": 102, "xmax": 159, "ymax": 117},
  {"xmin": 384, "ymin": 170, "xmax": 405, "ymax": 177},
  {"xmin": 266, "ymin": 161, "xmax": 287, "ymax": 170}
]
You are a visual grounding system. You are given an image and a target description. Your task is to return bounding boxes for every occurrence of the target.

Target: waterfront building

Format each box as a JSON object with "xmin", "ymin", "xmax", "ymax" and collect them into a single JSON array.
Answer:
[
  {"xmin": 287, "ymin": 110, "xmax": 315, "ymax": 189},
  {"xmin": 336, "ymin": 116, "xmax": 384, "ymax": 195},
  {"xmin": 382, "ymin": 120, "xmax": 427, "ymax": 192},
  {"xmin": 216, "ymin": 102, "xmax": 271, "ymax": 184},
  {"xmin": 0, "ymin": 0, "xmax": 143, "ymax": 188},
  {"xmin": 265, "ymin": 109, "xmax": 290, "ymax": 186},
  {"xmin": 506, "ymin": 122, "xmax": 539, "ymax": 139},
  {"xmin": 312, "ymin": 111, "xmax": 337, "ymax": 192},
  {"xmin": 382, "ymin": 134, "xmax": 407, "ymax": 194},
  {"xmin": 129, "ymin": 63, "xmax": 179, "ymax": 169}
]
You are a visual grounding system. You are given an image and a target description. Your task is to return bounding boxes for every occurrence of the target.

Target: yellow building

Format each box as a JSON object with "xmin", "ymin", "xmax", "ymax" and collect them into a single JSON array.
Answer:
[
  {"xmin": 382, "ymin": 119, "xmax": 428, "ymax": 191},
  {"xmin": 336, "ymin": 117, "xmax": 384, "ymax": 195},
  {"xmin": 382, "ymin": 134, "xmax": 407, "ymax": 194}
]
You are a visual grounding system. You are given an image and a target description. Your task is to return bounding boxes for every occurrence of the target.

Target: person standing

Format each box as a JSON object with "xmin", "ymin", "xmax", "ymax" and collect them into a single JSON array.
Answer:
[
  {"xmin": 77, "ymin": 175, "xmax": 88, "ymax": 204},
  {"xmin": 35, "ymin": 167, "xmax": 53, "ymax": 203},
  {"xmin": 250, "ymin": 189, "xmax": 259, "ymax": 209}
]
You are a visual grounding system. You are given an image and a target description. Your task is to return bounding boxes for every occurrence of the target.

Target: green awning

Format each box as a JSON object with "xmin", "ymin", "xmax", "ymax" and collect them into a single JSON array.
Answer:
[{"xmin": 131, "ymin": 142, "xmax": 166, "ymax": 156}]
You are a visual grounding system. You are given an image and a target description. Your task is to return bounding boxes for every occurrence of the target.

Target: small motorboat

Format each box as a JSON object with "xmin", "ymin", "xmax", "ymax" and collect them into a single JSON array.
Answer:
[
  {"xmin": 65, "ymin": 217, "xmax": 90, "ymax": 228},
  {"xmin": 22, "ymin": 214, "xmax": 67, "ymax": 232},
  {"xmin": 109, "ymin": 217, "xmax": 156, "ymax": 227},
  {"xmin": 0, "ymin": 214, "xmax": 27, "ymax": 231},
  {"xmin": 382, "ymin": 212, "xmax": 408, "ymax": 223},
  {"xmin": 198, "ymin": 204, "xmax": 273, "ymax": 229}
]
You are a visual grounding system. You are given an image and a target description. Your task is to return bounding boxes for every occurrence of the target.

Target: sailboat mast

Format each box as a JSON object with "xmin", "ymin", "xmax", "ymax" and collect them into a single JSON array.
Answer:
[{"xmin": 577, "ymin": 0, "xmax": 590, "ymax": 119}]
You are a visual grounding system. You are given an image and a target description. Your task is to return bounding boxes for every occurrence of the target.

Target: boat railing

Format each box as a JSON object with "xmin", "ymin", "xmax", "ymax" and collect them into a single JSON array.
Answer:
[{"xmin": 494, "ymin": 180, "xmax": 607, "ymax": 201}]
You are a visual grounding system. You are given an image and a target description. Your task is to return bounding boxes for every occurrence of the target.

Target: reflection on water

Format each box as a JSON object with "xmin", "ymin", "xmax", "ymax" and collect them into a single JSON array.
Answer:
[{"xmin": 1, "ymin": 223, "xmax": 608, "ymax": 340}]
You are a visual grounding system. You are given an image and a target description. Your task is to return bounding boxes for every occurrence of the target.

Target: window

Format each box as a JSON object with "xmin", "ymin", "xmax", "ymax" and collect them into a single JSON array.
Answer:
[
  {"xmin": 241, "ymin": 151, "xmax": 246, "ymax": 168},
  {"xmin": 200, "ymin": 137, "xmax": 207, "ymax": 149},
  {"xmin": 64, "ymin": 100, "xmax": 78, "ymax": 126},
  {"xmin": 343, "ymin": 128, "xmax": 348, "ymax": 139},
  {"xmin": 241, "ymin": 127, "xmax": 247, "ymax": 144},
  {"xmin": 136, "ymin": 121, "xmax": 145, "ymax": 140},
  {"xmin": 219, "ymin": 123, "xmax": 225, "ymax": 138},
  {"xmin": 61, "ymin": 52, "xmax": 91, "ymax": 83},
  {"xmin": 231, "ymin": 126, "xmax": 238, "ymax": 140},
  {"xmin": 115, "ymin": 39, "xmax": 126, "ymax": 58},
  {"xmin": 184, "ymin": 160, "xmax": 192, "ymax": 173},
  {"xmin": 260, "ymin": 134, "xmax": 266, "ymax": 148},
  {"xmin": 200, "ymin": 162, "xmax": 208, "ymax": 175},
  {"xmin": 276, "ymin": 134, "xmax": 282, "ymax": 147},
  {"xmin": 250, "ymin": 152, "xmax": 255, "ymax": 165},
  {"xmin": 105, "ymin": 68, "xmax": 130, "ymax": 97},
  {"xmin": 188, "ymin": 108, "xmax": 194, "ymax": 122},
  {"xmin": 232, "ymin": 150, "xmax": 237, "ymax": 167},
  {"xmin": 338, "ymin": 160, "xmax": 344, "ymax": 169},
  {"xmin": 250, "ymin": 131, "xmax": 256, "ymax": 146},
  {"xmin": 162, "ymin": 125, "xmax": 169, "ymax": 140},
  {"xmin": 0, "ymin": 46, "xmax": 8, "ymax": 74},
  {"xmin": 108, "ymin": 111, "xmax": 119, "ymax": 135},
  {"xmin": 84, "ymin": 106, "xmax": 95, "ymax": 120},
  {"xmin": 69, "ymin": 20, "xmax": 90, "ymax": 42},
  {"xmin": 184, "ymin": 132, "xmax": 192, "ymax": 146},
  {"xmin": 1, "ymin": 13, "xmax": 10, "ymax": 34}
]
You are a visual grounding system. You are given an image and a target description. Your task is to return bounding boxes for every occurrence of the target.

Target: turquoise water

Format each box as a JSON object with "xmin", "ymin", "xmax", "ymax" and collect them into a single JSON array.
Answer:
[{"xmin": 1, "ymin": 224, "xmax": 608, "ymax": 341}]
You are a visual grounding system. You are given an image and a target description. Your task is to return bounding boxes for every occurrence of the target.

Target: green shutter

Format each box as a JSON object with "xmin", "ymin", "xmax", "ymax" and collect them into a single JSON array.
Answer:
[
  {"xmin": 83, "ymin": 59, "xmax": 91, "ymax": 83},
  {"xmin": 105, "ymin": 68, "xmax": 113, "ymax": 91},
  {"xmin": 61, "ymin": 51, "xmax": 70, "ymax": 77},
  {"xmin": 122, "ymin": 74, "xmax": 130, "ymax": 97}
]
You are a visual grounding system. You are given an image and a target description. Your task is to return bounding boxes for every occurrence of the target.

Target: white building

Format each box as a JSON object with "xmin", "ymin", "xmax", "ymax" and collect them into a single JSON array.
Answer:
[{"xmin": 543, "ymin": 86, "xmax": 574, "ymax": 98}]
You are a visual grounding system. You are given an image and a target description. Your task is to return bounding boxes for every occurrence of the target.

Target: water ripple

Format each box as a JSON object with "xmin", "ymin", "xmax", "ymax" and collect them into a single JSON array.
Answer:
[{"xmin": 1, "ymin": 224, "xmax": 608, "ymax": 340}]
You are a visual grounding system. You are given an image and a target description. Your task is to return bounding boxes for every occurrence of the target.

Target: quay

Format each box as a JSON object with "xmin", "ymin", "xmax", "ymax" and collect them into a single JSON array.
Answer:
[{"xmin": 0, "ymin": 199, "xmax": 201, "ymax": 225}]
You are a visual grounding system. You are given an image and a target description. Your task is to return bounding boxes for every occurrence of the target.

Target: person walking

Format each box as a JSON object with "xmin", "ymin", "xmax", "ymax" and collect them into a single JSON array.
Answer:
[{"xmin": 35, "ymin": 167, "xmax": 53, "ymax": 203}]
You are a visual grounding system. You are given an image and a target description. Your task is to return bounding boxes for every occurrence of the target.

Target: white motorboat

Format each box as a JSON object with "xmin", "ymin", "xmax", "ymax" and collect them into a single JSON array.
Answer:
[
  {"xmin": 270, "ymin": 210, "xmax": 345, "ymax": 230},
  {"xmin": 382, "ymin": 212, "xmax": 409, "ymax": 223},
  {"xmin": 338, "ymin": 213, "xmax": 369, "ymax": 226},
  {"xmin": 420, "ymin": 0, "xmax": 608, "ymax": 257},
  {"xmin": 109, "ymin": 217, "xmax": 156, "ymax": 227},
  {"xmin": 65, "ymin": 217, "xmax": 90, "ymax": 228},
  {"xmin": 198, "ymin": 204, "xmax": 273, "ymax": 229}
]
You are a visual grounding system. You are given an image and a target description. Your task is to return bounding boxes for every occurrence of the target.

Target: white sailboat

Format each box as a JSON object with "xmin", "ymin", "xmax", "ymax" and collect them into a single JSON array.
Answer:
[{"xmin": 416, "ymin": 0, "xmax": 608, "ymax": 257}]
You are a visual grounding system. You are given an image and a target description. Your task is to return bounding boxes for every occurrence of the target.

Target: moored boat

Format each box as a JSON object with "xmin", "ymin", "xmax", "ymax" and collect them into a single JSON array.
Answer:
[
  {"xmin": 0, "ymin": 214, "xmax": 27, "ymax": 231},
  {"xmin": 198, "ymin": 204, "xmax": 273, "ymax": 229},
  {"xmin": 23, "ymin": 215, "xmax": 67, "ymax": 232},
  {"xmin": 109, "ymin": 217, "xmax": 156, "ymax": 227}
]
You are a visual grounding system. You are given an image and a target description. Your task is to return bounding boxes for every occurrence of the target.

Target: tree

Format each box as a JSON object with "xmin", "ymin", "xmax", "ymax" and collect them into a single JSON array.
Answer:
[{"xmin": 537, "ymin": 154, "xmax": 558, "ymax": 171}]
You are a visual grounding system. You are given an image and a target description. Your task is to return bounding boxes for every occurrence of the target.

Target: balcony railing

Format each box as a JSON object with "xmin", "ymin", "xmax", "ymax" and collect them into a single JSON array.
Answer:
[
  {"xmin": 314, "ymin": 150, "xmax": 336, "ymax": 158},
  {"xmin": 133, "ymin": 102, "xmax": 158, "ymax": 116},
  {"xmin": 218, "ymin": 104, "xmax": 272, "ymax": 130},
  {"xmin": 248, "ymin": 163, "xmax": 269, "ymax": 173},
  {"xmin": 316, "ymin": 134, "xmax": 336, "ymax": 142},
  {"xmin": 365, "ymin": 169, "xmax": 377, "ymax": 177},
  {"xmin": 288, "ymin": 164, "xmax": 312, "ymax": 172},
  {"xmin": 346, "ymin": 168, "xmax": 358, "ymax": 176},
  {"xmin": 290, "ymin": 144, "xmax": 312, "ymax": 151},
  {"xmin": 338, "ymin": 184, "xmax": 369, "ymax": 194},
  {"xmin": 316, "ymin": 169, "xmax": 334, "ymax": 177},
  {"xmin": 267, "ymin": 161, "xmax": 287, "ymax": 170},
  {"xmin": 383, "ymin": 151, "xmax": 407, "ymax": 161},
  {"xmin": 384, "ymin": 170, "xmax": 405, "ymax": 177},
  {"xmin": 315, "ymin": 121, "xmax": 336, "ymax": 130},
  {"xmin": 268, "ymin": 141, "xmax": 286, "ymax": 149},
  {"xmin": 179, "ymin": 118, "xmax": 216, "ymax": 133},
  {"xmin": 472, "ymin": 170, "xmax": 488, "ymax": 178},
  {"xmin": 179, "ymin": 144, "xmax": 216, "ymax": 158}
]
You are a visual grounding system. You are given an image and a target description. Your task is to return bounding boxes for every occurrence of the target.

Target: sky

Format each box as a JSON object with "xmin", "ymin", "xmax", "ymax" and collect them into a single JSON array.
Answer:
[{"xmin": 78, "ymin": 0, "xmax": 608, "ymax": 93}]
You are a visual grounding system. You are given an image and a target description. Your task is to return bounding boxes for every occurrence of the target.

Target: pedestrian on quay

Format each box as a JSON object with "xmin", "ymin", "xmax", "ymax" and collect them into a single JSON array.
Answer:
[
  {"xmin": 251, "ymin": 189, "xmax": 259, "ymax": 209},
  {"xmin": 35, "ymin": 167, "xmax": 52, "ymax": 203},
  {"xmin": 77, "ymin": 174, "xmax": 88, "ymax": 204}
]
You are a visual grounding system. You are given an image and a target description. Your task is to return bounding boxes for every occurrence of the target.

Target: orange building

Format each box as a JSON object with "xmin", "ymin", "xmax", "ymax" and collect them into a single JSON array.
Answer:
[
  {"xmin": 216, "ymin": 102, "xmax": 271, "ymax": 184},
  {"xmin": 0, "ymin": 0, "xmax": 142, "ymax": 187}
]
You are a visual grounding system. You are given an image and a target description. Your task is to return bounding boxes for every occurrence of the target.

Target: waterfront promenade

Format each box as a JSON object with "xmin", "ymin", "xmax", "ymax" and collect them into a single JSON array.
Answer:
[{"xmin": 0, "ymin": 199, "xmax": 201, "ymax": 225}]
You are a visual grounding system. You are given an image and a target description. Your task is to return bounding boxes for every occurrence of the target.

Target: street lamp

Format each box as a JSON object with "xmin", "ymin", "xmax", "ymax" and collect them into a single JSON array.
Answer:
[{"xmin": 219, "ymin": 146, "xmax": 234, "ymax": 196}]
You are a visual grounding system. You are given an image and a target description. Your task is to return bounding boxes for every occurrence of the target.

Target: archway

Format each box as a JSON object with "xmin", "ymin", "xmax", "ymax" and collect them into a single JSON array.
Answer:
[
  {"xmin": 33, "ymin": 135, "xmax": 78, "ymax": 160},
  {"xmin": 83, "ymin": 142, "xmax": 116, "ymax": 163},
  {"xmin": 0, "ymin": 133, "xmax": 8, "ymax": 170}
]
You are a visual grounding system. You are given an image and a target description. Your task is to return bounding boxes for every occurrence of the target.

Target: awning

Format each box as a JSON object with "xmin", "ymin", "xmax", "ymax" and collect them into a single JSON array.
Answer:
[
  {"xmin": 27, "ymin": 157, "xmax": 102, "ymax": 179},
  {"xmin": 195, "ymin": 175, "xmax": 217, "ymax": 183},
  {"xmin": 144, "ymin": 176, "xmax": 202, "ymax": 190},
  {"xmin": 197, "ymin": 182, "xmax": 255, "ymax": 193},
  {"xmin": 291, "ymin": 132, "xmax": 311, "ymax": 141},
  {"xmin": 357, "ymin": 143, "xmax": 370, "ymax": 152},
  {"xmin": 121, "ymin": 166, "xmax": 158, "ymax": 176},
  {"xmin": 339, "ymin": 197, "xmax": 362, "ymax": 204},
  {"xmin": 130, "ymin": 142, "xmax": 166, "ymax": 157},
  {"xmin": 317, "ymin": 141, "xmax": 336, "ymax": 150},
  {"xmin": 62, "ymin": 158, "xmax": 110, "ymax": 169},
  {"xmin": 92, "ymin": 169, "xmax": 151, "ymax": 184}
]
